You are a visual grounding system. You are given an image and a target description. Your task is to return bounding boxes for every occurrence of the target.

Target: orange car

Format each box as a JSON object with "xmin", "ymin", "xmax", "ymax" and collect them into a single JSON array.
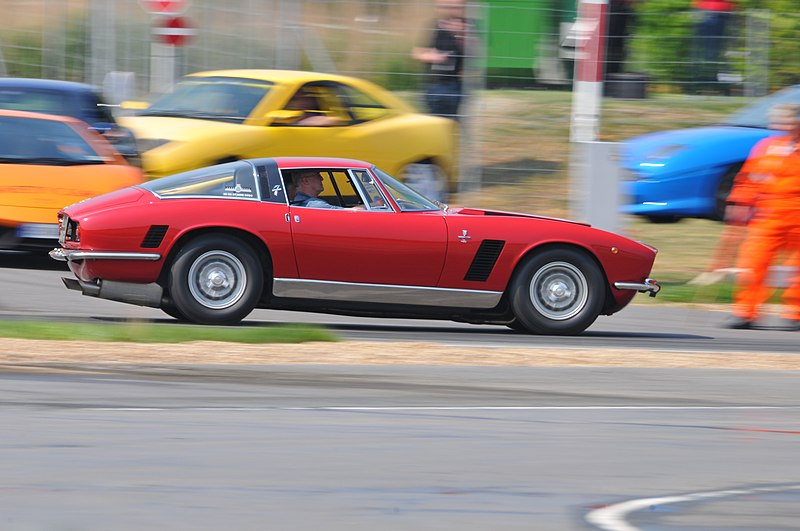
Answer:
[{"xmin": 0, "ymin": 110, "xmax": 144, "ymax": 252}]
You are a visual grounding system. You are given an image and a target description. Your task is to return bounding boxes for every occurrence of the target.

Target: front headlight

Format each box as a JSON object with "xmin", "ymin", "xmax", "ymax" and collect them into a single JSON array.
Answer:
[{"xmin": 137, "ymin": 138, "xmax": 173, "ymax": 152}]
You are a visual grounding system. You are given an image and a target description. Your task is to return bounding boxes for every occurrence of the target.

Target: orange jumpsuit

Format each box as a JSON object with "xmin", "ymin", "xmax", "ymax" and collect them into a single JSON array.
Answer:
[{"xmin": 728, "ymin": 135, "xmax": 800, "ymax": 322}]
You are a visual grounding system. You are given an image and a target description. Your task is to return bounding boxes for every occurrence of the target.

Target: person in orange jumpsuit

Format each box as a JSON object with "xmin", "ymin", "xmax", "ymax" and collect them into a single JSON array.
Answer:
[{"xmin": 726, "ymin": 102, "xmax": 800, "ymax": 330}]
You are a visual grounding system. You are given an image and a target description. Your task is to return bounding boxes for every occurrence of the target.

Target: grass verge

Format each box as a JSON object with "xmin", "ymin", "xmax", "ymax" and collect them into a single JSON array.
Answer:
[
  {"xmin": 645, "ymin": 279, "xmax": 735, "ymax": 305},
  {"xmin": 0, "ymin": 321, "xmax": 338, "ymax": 343}
]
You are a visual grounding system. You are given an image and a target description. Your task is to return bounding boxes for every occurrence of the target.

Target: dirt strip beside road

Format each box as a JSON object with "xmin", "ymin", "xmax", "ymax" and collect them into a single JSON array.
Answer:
[{"xmin": 0, "ymin": 339, "xmax": 798, "ymax": 370}]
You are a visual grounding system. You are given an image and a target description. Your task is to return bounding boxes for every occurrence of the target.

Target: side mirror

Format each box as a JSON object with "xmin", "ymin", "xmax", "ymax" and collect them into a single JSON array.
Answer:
[
  {"xmin": 266, "ymin": 109, "xmax": 304, "ymax": 125},
  {"xmin": 120, "ymin": 100, "xmax": 151, "ymax": 111}
]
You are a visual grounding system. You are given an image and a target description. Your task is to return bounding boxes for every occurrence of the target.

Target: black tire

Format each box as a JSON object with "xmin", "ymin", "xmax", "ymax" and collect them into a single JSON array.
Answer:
[
  {"xmin": 505, "ymin": 318, "xmax": 528, "ymax": 333},
  {"xmin": 644, "ymin": 215, "xmax": 680, "ymax": 224},
  {"xmin": 161, "ymin": 301, "xmax": 189, "ymax": 322},
  {"xmin": 712, "ymin": 164, "xmax": 741, "ymax": 221},
  {"xmin": 509, "ymin": 248, "xmax": 605, "ymax": 335},
  {"xmin": 168, "ymin": 235, "xmax": 263, "ymax": 325}
]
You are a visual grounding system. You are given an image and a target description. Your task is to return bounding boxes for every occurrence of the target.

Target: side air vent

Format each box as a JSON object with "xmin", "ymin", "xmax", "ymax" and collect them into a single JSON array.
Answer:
[
  {"xmin": 141, "ymin": 225, "xmax": 169, "ymax": 248},
  {"xmin": 464, "ymin": 239, "xmax": 505, "ymax": 282}
]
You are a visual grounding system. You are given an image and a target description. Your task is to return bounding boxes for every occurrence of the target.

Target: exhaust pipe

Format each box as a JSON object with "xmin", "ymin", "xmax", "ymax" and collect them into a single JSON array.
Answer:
[{"xmin": 61, "ymin": 277, "xmax": 163, "ymax": 308}]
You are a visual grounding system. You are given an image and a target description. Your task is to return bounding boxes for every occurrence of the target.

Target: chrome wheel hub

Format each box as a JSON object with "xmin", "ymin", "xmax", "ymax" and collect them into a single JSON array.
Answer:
[
  {"xmin": 188, "ymin": 250, "xmax": 247, "ymax": 309},
  {"xmin": 529, "ymin": 261, "xmax": 588, "ymax": 320}
]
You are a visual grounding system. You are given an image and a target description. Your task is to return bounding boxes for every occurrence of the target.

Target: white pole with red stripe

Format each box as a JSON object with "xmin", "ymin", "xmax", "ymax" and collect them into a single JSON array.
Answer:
[
  {"xmin": 568, "ymin": 0, "xmax": 622, "ymax": 234},
  {"xmin": 569, "ymin": 0, "xmax": 608, "ymax": 143}
]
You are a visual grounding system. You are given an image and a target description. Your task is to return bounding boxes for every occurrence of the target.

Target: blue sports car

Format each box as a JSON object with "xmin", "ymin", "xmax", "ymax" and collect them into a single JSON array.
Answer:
[{"xmin": 621, "ymin": 85, "xmax": 800, "ymax": 222}]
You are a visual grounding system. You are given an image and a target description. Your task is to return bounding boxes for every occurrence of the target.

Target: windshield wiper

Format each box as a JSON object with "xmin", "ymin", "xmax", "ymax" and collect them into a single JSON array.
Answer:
[{"xmin": 138, "ymin": 110, "xmax": 237, "ymax": 120}]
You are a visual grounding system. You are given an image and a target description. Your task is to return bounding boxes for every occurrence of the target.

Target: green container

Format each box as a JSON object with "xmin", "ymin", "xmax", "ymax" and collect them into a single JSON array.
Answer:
[{"xmin": 484, "ymin": 0, "xmax": 576, "ymax": 87}]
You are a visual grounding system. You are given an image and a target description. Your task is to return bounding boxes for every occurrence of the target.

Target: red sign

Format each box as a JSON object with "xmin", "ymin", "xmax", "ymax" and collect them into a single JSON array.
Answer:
[
  {"xmin": 140, "ymin": 0, "xmax": 189, "ymax": 15},
  {"xmin": 153, "ymin": 16, "xmax": 196, "ymax": 47}
]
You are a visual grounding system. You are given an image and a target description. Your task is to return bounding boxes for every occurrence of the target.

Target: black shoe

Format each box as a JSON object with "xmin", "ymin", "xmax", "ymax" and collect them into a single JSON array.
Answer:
[{"xmin": 726, "ymin": 317, "xmax": 755, "ymax": 330}]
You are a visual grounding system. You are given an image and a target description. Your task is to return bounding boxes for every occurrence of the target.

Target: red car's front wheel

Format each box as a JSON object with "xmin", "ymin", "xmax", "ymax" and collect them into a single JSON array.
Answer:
[
  {"xmin": 168, "ymin": 235, "xmax": 263, "ymax": 325},
  {"xmin": 509, "ymin": 247, "xmax": 605, "ymax": 335}
]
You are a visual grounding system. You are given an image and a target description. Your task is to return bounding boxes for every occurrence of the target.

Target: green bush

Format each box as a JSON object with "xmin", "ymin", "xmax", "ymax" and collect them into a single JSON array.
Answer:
[
  {"xmin": 629, "ymin": 0, "xmax": 694, "ymax": 89},
  {"xmin": 631, "ymin": 0, "xmax": 800, "ymax": 92},
  {"xmin": 3, "ymin": 33, "xmax": 44, "ymax": 78}
]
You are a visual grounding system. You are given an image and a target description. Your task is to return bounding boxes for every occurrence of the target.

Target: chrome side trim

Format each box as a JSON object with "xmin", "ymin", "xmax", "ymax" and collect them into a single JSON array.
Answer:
[
  {"xmin": 273, "ymin": 278, "xmax": 503, "ymax": 308},
  {"xmin": 614, "ymin": 277, "xmax": 661, "ymax": 297},
  {"xmin": 50, "ymin": 248, "xmax": 161, "ymax": 262}
]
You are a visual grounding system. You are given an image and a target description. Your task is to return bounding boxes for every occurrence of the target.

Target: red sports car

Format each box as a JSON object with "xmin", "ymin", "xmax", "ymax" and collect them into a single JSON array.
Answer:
[{"xmin": 50, "ymin": 157, "xmax": 660, "ymax": 335}]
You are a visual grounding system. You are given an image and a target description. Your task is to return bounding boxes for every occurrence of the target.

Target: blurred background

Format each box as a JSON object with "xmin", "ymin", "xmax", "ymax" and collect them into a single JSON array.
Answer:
[
  {"xmin": 2, "ymin": 0, "xmax": 788, "ymax": 96},
  {"xmin": 2, "ymin": 0, "xmax": 798, "ymax": 274}
]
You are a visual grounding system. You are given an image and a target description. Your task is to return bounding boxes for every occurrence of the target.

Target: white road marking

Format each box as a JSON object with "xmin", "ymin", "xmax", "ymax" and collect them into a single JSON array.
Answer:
[
  {"xmin": 586, "ymin": 484, "xmax": 800, "ymax": 531},
  {"xmin": 84, "ymin": 405, "xmax": 800, "ymax": 411}
]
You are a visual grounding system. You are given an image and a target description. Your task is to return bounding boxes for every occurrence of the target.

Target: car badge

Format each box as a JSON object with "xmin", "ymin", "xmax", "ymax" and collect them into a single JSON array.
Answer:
[
  {"xmin": 458, "ymin": 229, "xmax": 471, "ymax": 243},
  {"xmin": 223, "ymin": 184, "xmax": 253, "ymax": 197}
]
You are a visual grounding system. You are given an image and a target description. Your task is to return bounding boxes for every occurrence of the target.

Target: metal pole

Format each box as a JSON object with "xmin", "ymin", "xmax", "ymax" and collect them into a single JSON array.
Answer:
[
  {"xmin": 90, "ymin": 0, "xmax": 115, "ymax": 86},
  {"xmin": 568, "ymin": 0, "xmax": 622, "ymax": 231},
  {"xmin": 457, "ymin": 0, "xmax": 486, "ymax": 196},
  {"xmin": 276, "ymin": 0, "xmax": 302, "ymax": 70},
  {"xmin": 569, "ymin": 0, "xmax": 608, "ymax": 143},
  {"xmin": 744, "ymin": 10, "xmax": 769, "ymax": 98},
  {"xmin": 150, "ymin": 41, "xmax": 176, "ymax": 96}
]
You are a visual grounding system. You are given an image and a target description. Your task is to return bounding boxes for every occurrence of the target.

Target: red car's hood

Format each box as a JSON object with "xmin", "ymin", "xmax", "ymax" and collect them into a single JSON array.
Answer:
[{"xmin": 448, "ymin": 207, "xmax": 590, "ymax": 226}]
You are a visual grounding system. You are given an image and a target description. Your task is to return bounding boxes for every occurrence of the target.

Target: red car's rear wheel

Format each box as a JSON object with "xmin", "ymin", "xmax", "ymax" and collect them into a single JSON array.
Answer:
[
  {"xmin": 168, "ymin": 235, "xmax": 263, "ymax": 325},
  {"xmin": 161, "ymin": 301, "xmax": 188, "ymax": 321}
]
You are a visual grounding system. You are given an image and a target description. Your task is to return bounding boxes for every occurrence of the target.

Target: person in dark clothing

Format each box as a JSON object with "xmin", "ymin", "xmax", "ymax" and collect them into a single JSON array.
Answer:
[
  {"xmin": 605, "ymin": 0, "xmax": 637, "ymax": 78},
  {"xmin": 412, "ymin": 0, "xmax": 474, "ymax": 121},
  {"xmin": 690, "ymin": 0, "xmax": 737, "ymax": 93}
]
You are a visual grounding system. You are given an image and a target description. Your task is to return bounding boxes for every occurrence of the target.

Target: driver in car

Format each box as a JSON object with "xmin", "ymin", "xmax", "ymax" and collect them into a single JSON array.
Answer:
[{"xmin": 290, "ymin": 172, "xmax": 343, "ymax": 209}]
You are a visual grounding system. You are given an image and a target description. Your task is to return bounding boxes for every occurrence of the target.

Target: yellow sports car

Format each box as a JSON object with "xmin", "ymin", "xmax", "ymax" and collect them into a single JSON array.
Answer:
[{"xmin": 120, "ymin": 70, "xmax": 458, "ymax": 200}]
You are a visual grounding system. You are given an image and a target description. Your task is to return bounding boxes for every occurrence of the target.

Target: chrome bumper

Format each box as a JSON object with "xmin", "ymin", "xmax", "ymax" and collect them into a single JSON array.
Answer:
[
  {"xmin": 50, "ymin": 248, "xmax": 161, "ymax": 262},
  {"xmin": 614, "ymin": 278, "xmax": 661, "ymax": 297}
]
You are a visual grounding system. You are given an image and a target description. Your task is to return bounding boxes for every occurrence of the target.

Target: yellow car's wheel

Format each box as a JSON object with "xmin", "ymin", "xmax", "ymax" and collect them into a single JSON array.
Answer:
[{"xmin": 399, "ymin": 162, "xmax": 447, "ymax": 202}]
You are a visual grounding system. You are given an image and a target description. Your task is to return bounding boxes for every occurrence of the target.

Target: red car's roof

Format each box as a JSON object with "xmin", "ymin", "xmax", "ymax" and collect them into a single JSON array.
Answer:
[{"xmin": 271, "ymin": 156, "xmax": 374, "ymax": 170}]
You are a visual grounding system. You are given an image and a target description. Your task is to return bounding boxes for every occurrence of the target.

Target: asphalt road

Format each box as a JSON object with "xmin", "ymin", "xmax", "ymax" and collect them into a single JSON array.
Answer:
[
  {"xmin": 3, "ymin": 365, "xmax": 800, "ymax": 530},
  {"xmin": 2, "ymin": 251, "xmax": 800, "ymax": 530},
  {"xmin": 1, "ymin": 251, "xmax": 798, "ymax": 353}
]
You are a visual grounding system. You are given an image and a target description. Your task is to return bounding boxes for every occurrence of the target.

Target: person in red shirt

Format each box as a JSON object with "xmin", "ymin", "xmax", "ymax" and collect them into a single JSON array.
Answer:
[{"xmin": 726, "ymin": 103, "xmax": 800, "ymax": 330}]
